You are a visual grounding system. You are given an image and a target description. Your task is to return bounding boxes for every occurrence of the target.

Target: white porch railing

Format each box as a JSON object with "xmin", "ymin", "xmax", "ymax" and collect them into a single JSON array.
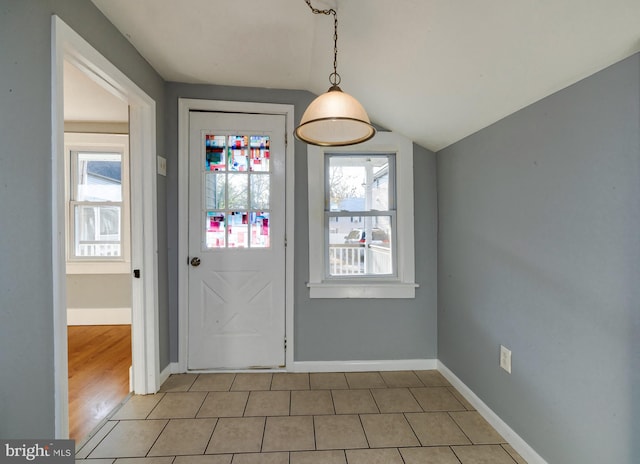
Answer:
[
  {"xmin": 77, "ymin": 243, "xmax": 121, "ymax": 257},
  {"xmin": 329, "ymin": 246, "xmax": 365, "ymax": 275},
  {"xmin": 370, "ymin": 244, "xmax": 391, "ymax": 274},
  {"xmin": 329, "ymin": 245, "xmax": 392, "ymax": 276}
]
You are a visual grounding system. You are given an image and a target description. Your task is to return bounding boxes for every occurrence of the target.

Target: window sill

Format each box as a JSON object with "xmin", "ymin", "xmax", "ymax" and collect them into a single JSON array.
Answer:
[{"xmin": 307, "ymin": 281, "xmax": 418, "ymax": 299}]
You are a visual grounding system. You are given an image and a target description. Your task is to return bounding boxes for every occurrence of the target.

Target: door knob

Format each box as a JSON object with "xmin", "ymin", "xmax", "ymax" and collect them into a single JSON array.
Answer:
[{"xmin": 190, "ymin": 257, "xmax": 201, "ymax": 267}]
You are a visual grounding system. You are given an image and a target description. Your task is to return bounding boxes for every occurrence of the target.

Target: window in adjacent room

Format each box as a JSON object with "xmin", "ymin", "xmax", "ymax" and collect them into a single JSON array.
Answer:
[
  {"xmin": 65, "ymin": 133, "xmax": 130, "ymax": 273},
  {"xmin": 70, "ymin": 150, "xmax": 123, "ymax": 258}
]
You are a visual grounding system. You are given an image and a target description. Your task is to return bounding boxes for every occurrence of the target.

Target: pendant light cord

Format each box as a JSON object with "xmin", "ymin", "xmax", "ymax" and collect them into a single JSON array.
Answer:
[{"xmin": 304, "ymin": 0, "xmax": 341, "ymax": 87}]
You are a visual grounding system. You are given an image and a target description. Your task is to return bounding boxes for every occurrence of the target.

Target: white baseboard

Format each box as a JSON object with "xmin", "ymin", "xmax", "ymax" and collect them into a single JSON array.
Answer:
[
  {"xmin": 438, "ymin": 361, "xmax": 548, "ymax": 464},
  {"xmin": 67, "ymin": 307, "xmax": 131, "ymax": 325},
  {"xmin": 168, "ymin": 359, "xmax": 437, "ymax": 375},
  {"xmin": 290, "ymin": 359, "xmax": 437, "ymax": 372}
]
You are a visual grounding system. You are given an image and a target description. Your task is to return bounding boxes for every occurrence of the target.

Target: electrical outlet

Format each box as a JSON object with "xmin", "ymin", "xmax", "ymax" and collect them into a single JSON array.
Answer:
[
  {"xmin": 157, "ymin": 156, "xmax": 167, "ymax": 176},
  {"xmin": 500, "ymin": 345, "xmax": 512, "ymax": 374}
]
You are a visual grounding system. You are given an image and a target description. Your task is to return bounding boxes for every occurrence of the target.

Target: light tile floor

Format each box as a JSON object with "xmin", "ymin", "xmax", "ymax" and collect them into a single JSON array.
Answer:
[{"xmin": 76, "ymin": 371, "xmax": 527, "ymax": 464}]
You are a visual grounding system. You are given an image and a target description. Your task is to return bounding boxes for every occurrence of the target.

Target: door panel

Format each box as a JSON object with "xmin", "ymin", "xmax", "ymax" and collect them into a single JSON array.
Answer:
[{"xmin": 188, "ymin": 111, "xmax": 286, "ymax": 370}]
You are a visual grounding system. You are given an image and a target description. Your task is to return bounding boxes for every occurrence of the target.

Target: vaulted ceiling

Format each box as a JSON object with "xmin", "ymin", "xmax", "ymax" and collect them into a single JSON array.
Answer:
[{"xmin": 89, "ymin": 0, "xmax": 640, "ymax": 151}]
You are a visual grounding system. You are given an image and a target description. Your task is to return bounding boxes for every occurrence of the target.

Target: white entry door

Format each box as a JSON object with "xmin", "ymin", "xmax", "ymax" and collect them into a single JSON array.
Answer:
[{"xmin": 188, "ymin": 111, "xmax": 286, "ymax": 370}]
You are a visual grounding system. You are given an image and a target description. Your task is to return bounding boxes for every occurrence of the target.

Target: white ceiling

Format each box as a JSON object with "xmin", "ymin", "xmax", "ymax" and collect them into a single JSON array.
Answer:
[{"xmin": 88, "ymin": 0, "xmax": 640, "ymax": 151}]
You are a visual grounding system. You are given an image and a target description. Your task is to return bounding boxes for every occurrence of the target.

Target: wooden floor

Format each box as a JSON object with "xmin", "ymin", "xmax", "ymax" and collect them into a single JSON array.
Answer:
[{"xmin": 68, "ymin": 325, "xmax": 131, "ymax": 442}]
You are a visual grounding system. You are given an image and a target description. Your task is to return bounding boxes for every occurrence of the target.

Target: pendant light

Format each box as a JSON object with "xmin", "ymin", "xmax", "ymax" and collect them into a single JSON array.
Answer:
[{"xmin": 295, "ymin": 0, "xmax": 376, "ymax": 147}]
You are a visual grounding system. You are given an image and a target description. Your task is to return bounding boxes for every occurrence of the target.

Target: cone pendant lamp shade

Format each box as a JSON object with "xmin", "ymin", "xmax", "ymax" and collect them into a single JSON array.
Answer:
[{"xmin": 295, "ymin": 86, "xmax": 376, "ymax": 147}]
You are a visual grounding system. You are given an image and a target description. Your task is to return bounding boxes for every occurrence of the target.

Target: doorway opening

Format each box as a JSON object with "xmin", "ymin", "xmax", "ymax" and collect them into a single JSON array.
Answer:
[
  {"xmin": 62, "ymin": 67, "xmax": 132, "ymax": 439},
  {"xmin": 52, "ymin": 15, "xmax": 159, "ymax": 439}
]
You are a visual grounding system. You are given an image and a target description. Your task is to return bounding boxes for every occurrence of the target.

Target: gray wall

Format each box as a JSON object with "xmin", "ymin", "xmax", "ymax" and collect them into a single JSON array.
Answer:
[
  {"xmin": 0, "ymin": 0, "xmax": 167, "ymax": 438},
  {"xmin": 164, "ymin": 83, "xmax": 439, "ymax": 363},
  {"xmin": 437, "ymin": 54, "xmax": 640, "ymax": 464}
]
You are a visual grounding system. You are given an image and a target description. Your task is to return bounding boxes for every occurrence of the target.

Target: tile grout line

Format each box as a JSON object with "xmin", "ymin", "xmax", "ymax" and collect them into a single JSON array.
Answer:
[
  {"xmin": 241, "ymin": 389, "xmax": 250, "ymax": 417},
  {"xmin": 407, "ymin": 386, "xmax": 426, "ymax": 413},
  {"xmin": 203, "ymin": 415, "xmax": 221, "ymax": 456},
  {"xmin": 192, "ymin": 389, "xmax": 209, "ymax": 419},
  {"xmin": 402, "ymin": 412, "xmax": 423, "ymax": 448},
  {"xmin": 187, "ymin": 374, "xmax": 199, "ymax": 392},
  {"xmin": 500, "ymin": 444, "xmax": 522, "ymax": 464},
  {"xmin": 259, "ymin": 414, "xmax": 268, "ymax": 453},
  {"xmin": 356, "ymin": 414, "xmax": 372, "ymax": 450},
  {"xmin": 369, "ymin": 388, "xmax": 382, "ymax": 413},
  {"xmin": 448, "ymin": 445, "xmax": 464, "ymax": 464},
  {"xmin": 311, "ymin": 415, "xmax": 317, "ymax": 452},
  {"xmin": 329, "ymin": 389, "xmax": 337, "ymax": 415},
  {"xmin": 144, "ymin": 418, "xmax": 171, "ymax": 458},
  {"xmin": 78, "ymin": 420, "xmax": 119, "ymax": 459},
  {"xmin": 446, "ymin": 411, "xmax": 475, "ymax": 445}
]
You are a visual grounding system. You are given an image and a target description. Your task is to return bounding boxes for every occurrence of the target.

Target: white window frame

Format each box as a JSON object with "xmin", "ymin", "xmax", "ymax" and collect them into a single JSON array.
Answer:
[
  {"xmin": 307, "ymin": 131, "xmax": 418, "ymax": 298},
  {"xmin": 64, "ymin": 132, "xmax": 131, "ymax": 274},
  {"xmin": 324, "ymin": 153, "xmax": 397, "ymax": 278}
]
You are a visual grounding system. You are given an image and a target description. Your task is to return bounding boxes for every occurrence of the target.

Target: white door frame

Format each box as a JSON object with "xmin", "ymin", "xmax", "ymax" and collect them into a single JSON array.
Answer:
[
  {"xmin": 51, "ymin": 16, "xmax": 159, "ymax": 438},
  {"xmin": 177, "ymin": 99, "xmax": 295, "ymax": 372}
]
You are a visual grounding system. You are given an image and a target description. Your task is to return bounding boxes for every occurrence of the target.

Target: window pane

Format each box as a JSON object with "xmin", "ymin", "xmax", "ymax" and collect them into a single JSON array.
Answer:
[
  {"xmin": 327, "ymin": 155, "xmax": 391, "ymax": 212},
  {"xmin": 205, "ymin": 212, "xmax": 226, "ymax": 249},
  {"xmin": 205, "ymin": 173, "xmax": 226, "ymax": 210},
  {"xmin": 251, "ymin": 174, "xmax": 270, "ymax": 209},
  {"xmin": 99, "ymin": 206, "xmax": 121, "ymax": 238},
  {"xmin": 76, "ymin": 205, "xmax": 96, "ymax": 242},
  {"xmin": 328, "ymin": 215, "xmax": 393, "ymax": 277},
  {"xmin": 205, "ymin": 135, "xmax": 226, "ymax": 171},
  {"xmin": 76, "ymin": 152, "xmax": 122, "ymax": 202},
  {"xmin": 203, "ymin": 134, "xmax": 273, "ymax": 250},
  {"xmin": 228, "ymin": 211, "xmax": 249, "ymax": 248},
  {"xmin": 74, "ymin": 204, "xmax": 121, "ymax": 257},
  {"xmin": 249, "ymin": 136, "xmax": 270, "ymax": 172},
  {"xmin": 228, "ymin": 135, "xmax": 249, "ymax": 171},
  {"xmin": 250, "ymin": 212, "xmax": 270, "ymax": 248},
  {"xmin": 227, "ymin": 173, "xmax": 248, "ymax": 209}
]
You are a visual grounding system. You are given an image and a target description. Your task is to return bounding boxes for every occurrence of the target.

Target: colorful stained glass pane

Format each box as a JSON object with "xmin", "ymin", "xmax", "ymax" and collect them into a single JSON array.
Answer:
[
  {"xmin": 201, "ymin": 133, "xmax": 273, "ymax": 250},
  {"xmin": 249, "ymin": 136, "xmax": 270, "ymax": 172},
  {"xmin": 250, "ymin": 212, "xmax": 270, "ymax": 248},
  {"xmin": 229, "ymin": 135, "xmax": 248, "ymax": 148},
  {"xmin": 205, "ymin": 212, "xmax": 226, "ymax": 249},
  {"xmin": 227, "ymin": 173, "xmax": 248, "ymax": 209},
  {"xmin": 251, "ymin": 174, "xmax": 269, "ymax": 209},
  {"xmin": 228, "ymin": 135, "xmax": 249, "ymax": 171},
  {"xmin": 227, "ymin": 211, "xmax": 249, "ymax": 248},
  {"xmin": 205, "ymin": 135, "xmax": 226, "ymax": 171}
]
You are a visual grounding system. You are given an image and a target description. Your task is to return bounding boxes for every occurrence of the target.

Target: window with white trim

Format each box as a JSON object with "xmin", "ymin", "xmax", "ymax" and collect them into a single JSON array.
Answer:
[
  {"xmin": 325, "ymin": 154, "xmax": 396, "ymax": 278},
  {"xmin": 307, "ymin": 132, "xmax": 417, "ymax": 298},
  {"xmin": 65, "ymin": 133, "xmax": 130, "ymax": 274}
]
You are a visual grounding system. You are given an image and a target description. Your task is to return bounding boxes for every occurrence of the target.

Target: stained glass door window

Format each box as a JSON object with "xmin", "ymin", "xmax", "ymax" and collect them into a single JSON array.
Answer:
[{"xmin": 203, "ymin": 134, "xmax": 271, "ymax": 249}]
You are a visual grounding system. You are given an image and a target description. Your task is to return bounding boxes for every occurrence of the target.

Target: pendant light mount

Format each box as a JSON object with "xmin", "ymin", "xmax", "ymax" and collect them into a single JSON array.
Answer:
[{"xmin": 295, "ymin": 0, "xmax": 376, "ymax": 147}]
